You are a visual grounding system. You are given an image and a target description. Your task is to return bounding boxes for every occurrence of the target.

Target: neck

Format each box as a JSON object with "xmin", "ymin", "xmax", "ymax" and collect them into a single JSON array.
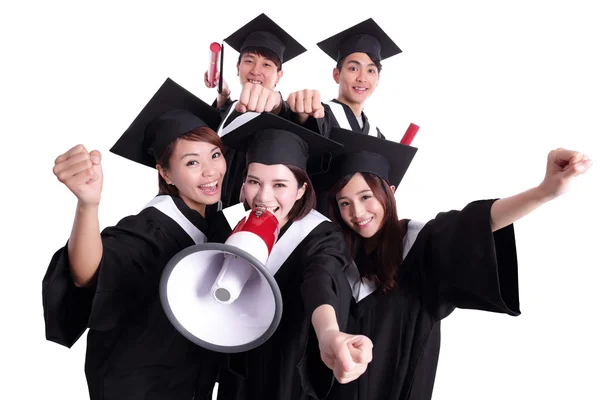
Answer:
[
  {"xmin": 336, "ymin": 96, "xmax": 363, "ymax": 118},
  {"xmin": 362, "ymin": 231, "xmax": 381, "ymax": 255},
  {"xmin": 181, "ymin": 197, "xmax": 206, "ymax": 217},
  {"xmin": 279, "ymin": 216, "xmax": 289, "ymax": 229}
]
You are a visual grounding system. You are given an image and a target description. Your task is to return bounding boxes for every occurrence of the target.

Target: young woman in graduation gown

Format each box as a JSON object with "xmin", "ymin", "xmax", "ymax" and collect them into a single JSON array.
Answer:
[
  {"xmin": 322, "ymin": 129, "xmax": 593, "ymax": 400},
  {"xmin": 206, "ymin": 113, "xmax": 373, "ymax": 400},
  {"xmin": 42, "ymin": 78, "xmax": 227, "ymax": 400}
]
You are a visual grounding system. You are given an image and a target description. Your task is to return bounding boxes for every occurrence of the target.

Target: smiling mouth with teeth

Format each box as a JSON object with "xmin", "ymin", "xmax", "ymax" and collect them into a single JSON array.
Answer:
[
  {"xmin": 355, "ymin": 217, "xmax": 373, "ymax": 227},
  {"xmin": 248, "ymin": 79, "xmax": 263, "ymax": 84},
  {"xmin": 199, "ymin": 181, "xmax": 218, "ymax": 189},
  {"xmin": 255, "ymin": 204, "xmax": 279, "ymax": 213}
]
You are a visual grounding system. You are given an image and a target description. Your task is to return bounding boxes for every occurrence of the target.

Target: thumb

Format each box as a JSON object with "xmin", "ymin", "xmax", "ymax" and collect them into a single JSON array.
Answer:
[
  {"xmin": 566, "ymin": 159, "xmax": 592, "ymax": 177},
  {"xmin": 349, "ymin": 345, "xmax": 365, "ymax": 364},
  {"xmin": 313, "ymin": 108, "xmax": 325, "ymax": 119},
  {"xmin": 235, "ymin": 102, "xmax": 247, "ymax": 113},
  {"xmin": 90, "ymin": 150, "xmax": 102, "ymax": 165},
  {"xmin": 568, "ymin": 151, "xmax": 585, "ymax": 165},
  {"xmin": 335, "ymin": 342, "xmax": 355, "ymax": 372},
  {"xmin": 560, "ymin": 164, "xmax": 580, "ymax": 180},
  {"xmin": 349, "ymin": 337, "xmax": 373, "ymax": 364}
]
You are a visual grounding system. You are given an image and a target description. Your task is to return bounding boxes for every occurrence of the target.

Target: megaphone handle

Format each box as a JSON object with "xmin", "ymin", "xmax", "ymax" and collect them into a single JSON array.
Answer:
[{"xmin": 212, "ymin": 254, "xmax": 256, "ymax": 304}]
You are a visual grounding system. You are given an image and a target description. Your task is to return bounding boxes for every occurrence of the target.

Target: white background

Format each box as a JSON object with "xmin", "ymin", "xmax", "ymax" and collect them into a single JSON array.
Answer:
[{"xmin": 1, "ymin": 0, "xmax": 599, "ymax": 399}]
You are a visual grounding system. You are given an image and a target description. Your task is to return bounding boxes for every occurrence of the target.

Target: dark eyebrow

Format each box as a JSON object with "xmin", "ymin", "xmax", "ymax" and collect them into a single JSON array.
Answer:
[
  {"xmin": 247, "ymin": 174, "xmax": 290, "ymax": 183},
  {"xmin": 180, "ymin": 147, "xmax": 220, "ymax": 160},
  {"xmin": 346, "ymin": 59, "xmax": 377, "ymax": 68},
  {"xmin": 337, "ymin": 189, "xmax": 372, "ymax": 202}
]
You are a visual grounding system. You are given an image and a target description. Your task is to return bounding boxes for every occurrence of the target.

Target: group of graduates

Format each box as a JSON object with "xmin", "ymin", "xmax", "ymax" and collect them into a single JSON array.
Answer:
[{"xmin": 42, "ymin": 13, "xmax": 592, "ymax": 400}]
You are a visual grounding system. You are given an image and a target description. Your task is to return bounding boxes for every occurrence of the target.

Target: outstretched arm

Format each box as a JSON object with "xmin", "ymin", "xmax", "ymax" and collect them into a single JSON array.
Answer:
[
  {"xmin": 311, "ymin": 305, "xmax": 373, "ymax": 384},
  {"xmin": 53, "ymin": 144, "xmax": 104, "ymax": 287},
  {"xmin": 491, "ymin": 148, "xmax": 592, "ymax": 231}
]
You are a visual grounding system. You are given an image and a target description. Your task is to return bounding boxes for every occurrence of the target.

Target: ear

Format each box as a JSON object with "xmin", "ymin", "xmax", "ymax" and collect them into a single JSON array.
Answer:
[
  {"xmin": 389, "ymin": 185, "xmax": 396, "ymax": 194},
  {"xmin": 239, "ymin": 183, "xmax": 246, "ymax": 203},
  {"xmin": 236, "ymin": 62, "xmax": 240, "ymax": 77},
  {"xmin": 333, "ymin": 67, "xmax": 340, "ymax": 84},
  {"xmin": 274, "ymin": 69, "xmax": 283, "ymax": 85},
  {"xmin": 296, "ymin": 182, "xmax": 307, "ymax": 201},
  {"xmin": 373, "ymin": 70, "xmax": 380, "ymax": 90},
  {"xmin": 156, "ymin": 164, "xmax": 172, "ymax": 185}
]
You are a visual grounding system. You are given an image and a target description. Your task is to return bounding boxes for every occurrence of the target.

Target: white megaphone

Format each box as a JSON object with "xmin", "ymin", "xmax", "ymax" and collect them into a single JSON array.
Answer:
[{"xmin": 159, "ymin": 207, "xmax": 283, "ymax": 353}]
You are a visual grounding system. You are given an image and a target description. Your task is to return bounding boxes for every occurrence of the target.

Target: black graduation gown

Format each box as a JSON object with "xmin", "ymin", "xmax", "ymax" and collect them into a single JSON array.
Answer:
[
  {"xmin": 216, "ymin": 95, "xmax": 293, "ymax": 209},
  {"xmin": 42, "ymin": 195, "xmax": 221, "ymax": 400},
  {"xmin": 303, "ymin": 99, "xmax": 385, "ymax": 140},
  {"xmin": 207, "ymin": 211, "xmax": 353, "ymax": 400},
  {"xmin": 326, "ymin": 199, "xmax": 520, "ymax": 400}
]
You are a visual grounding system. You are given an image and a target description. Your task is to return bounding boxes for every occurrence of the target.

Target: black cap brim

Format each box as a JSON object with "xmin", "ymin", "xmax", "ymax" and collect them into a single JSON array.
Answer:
[
  {"xmin": 220, "ymin": 112, "xmax": 342, "ymax": 170},
  {"xmin": 110, "ymin": 78, "xmax": 221, "ymax": 168},
  {"xmin": 328, "ymin": 127, "xmax": 417, "ymax": 188}
]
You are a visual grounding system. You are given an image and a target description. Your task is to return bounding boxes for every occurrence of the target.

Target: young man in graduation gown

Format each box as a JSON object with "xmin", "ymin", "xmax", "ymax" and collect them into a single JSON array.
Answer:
[
  {"xmin": 204, "ymin": 13, "xmax": 307, "ymax": 209},
  {"xmin": 287, "ymin": 18, "xmax": 402, "ymax": 139},
  {"xmin": 42, "ymin": 78, "xmax": 226, "ymax": 400}
]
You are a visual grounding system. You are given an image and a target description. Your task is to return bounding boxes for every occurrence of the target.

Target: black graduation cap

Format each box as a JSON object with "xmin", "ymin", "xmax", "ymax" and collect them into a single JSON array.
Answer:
[
  {"xmin": 317, "ymin": 18, "xmax": 402, "ymax": 63},
  {"xmin": 110, "ymin": 78, "xmax": 221, "ymax": 168},
  {"xmin": 220, "ymin": 112, "xmax": 342, "ymax": 171},
  {"xmin": 328, "ymin": 128, "xmax": 417, "ymax": 188},
  {"xmin": 223, "ymin": 13, "xmax": 306, "ymax": 65}
]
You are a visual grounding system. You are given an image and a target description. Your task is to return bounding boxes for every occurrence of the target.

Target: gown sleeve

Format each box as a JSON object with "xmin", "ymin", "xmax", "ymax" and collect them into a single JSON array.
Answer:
[
  {"xmin": 301, "ymin": 103, "xmax": 336, "ymax": 138},
  {"xmin": 300, "ymin": 222, "xmax": 352, "ymax": 319},
  {"xmin": 414, "ymin": 199, "xmax": 520, "ymax": 319},
  {"xmin": 297, "ymin": 221, "xmax": 353, "ymax": 399},
  {"xmin": 275, "ymin": 92, "xmax": 293, "ymax": 120},
  {"xmin": 42, "ymin": 212, "xmax": 172, "ymax": 347},
  {"xmin": 214, "ymin": 97, "xmax": 234, "ymax": 120}
]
